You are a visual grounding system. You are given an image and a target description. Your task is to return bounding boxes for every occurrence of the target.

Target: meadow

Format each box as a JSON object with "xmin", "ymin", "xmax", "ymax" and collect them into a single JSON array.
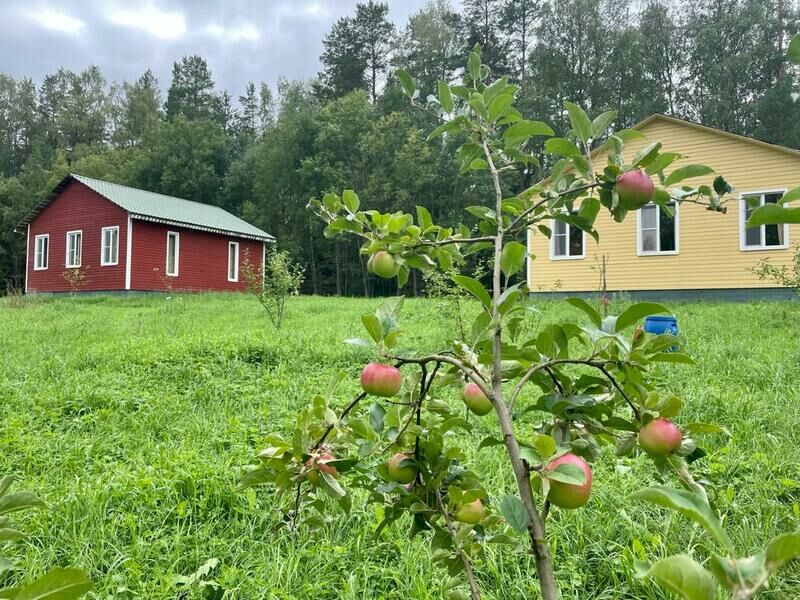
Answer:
[{"xmin": 1, "ymin": 293, "xmax": 799, "ymax": 599}]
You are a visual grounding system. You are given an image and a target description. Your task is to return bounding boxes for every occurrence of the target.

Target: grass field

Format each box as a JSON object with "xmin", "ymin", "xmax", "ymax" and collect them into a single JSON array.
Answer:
[{"xmin": 1, "ymin": 293, "xmax": 800, "ymax": 599}]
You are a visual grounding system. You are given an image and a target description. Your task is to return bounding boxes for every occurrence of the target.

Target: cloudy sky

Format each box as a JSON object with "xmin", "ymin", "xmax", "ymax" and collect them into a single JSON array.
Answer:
[{"xmin": 0, "ymin": 1, "xmax": 441, "ymax": 96}]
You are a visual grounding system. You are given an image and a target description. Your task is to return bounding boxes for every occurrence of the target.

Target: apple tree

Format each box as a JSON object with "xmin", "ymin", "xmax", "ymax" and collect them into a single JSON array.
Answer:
[{"xmin": 239, "ymin": 49, "xmax": 800, "ymax": 599}]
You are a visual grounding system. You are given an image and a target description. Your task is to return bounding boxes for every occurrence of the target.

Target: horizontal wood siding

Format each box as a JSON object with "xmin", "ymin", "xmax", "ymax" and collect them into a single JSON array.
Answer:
[
  {"xmin": 529, "ymin": 118, "xmax": 800, "ymax": 292},
  {"xmin": 27, "ymin": 181, "xmax": 128, "ymax": 292},
  {"xmin": 130, "ymin": 220, "xmax": 263, "ymax": 292}
]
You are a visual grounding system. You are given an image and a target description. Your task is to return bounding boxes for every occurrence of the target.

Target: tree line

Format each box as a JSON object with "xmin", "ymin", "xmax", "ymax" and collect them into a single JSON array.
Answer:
[{"xmin": 1, "ymin": 0, "xmax": 797, "ymax": 295}]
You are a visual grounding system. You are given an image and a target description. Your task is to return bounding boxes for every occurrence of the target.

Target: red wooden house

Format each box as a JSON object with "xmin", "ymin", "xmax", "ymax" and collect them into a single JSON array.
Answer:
[{"xmin": 18, "ymin": 174, "xmax": 274, "ymax": 293}]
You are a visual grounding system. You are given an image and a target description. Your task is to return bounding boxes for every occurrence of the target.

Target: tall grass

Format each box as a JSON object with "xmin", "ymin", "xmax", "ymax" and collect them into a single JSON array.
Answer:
[{"xmin": 1, "ymin": 294, "xmax": 798, "ymax": 598}]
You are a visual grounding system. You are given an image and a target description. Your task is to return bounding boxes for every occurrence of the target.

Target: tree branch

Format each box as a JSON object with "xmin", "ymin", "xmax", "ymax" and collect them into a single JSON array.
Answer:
[{"xmin": 435, "ymin": 488, "xmax": 482, "ymax": 600}]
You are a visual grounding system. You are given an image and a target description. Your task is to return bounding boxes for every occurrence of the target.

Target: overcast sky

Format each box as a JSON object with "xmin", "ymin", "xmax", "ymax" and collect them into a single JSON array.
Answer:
[{"xmin": 0, "ymin": 1, "xmax": 442, "ymax": 96}]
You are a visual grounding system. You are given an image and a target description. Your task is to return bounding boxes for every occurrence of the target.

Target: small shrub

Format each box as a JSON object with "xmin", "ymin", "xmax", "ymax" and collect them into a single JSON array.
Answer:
[
  {"xmin": 242, "ymin": 248, "xmax": 304, "ymax": 329},
  {"xmin": 749, "ymin": 244, "xmax": 800, "ymax": 292}
]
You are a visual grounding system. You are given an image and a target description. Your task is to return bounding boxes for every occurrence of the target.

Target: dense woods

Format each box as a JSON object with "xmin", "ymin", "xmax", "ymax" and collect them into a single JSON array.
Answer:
[{"xmin": 1, "ymin": 0, "xmax": 798, "ymax": 295}]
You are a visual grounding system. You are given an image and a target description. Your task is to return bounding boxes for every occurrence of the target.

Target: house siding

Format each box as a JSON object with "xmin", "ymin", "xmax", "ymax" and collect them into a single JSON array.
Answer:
[
  {"xmin": 528, "ymin": 118, "xmax": 800, "ymax": 293},
  {"xmin": 26, "ymin": 180, "xmax": 128, "ymax": 293},
  {"xmin": 129, "ymin": 220, "xmax": 263, "ymax": 292}
]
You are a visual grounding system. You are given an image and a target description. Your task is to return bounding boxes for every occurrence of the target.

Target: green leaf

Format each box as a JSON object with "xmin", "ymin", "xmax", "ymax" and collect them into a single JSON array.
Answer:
[
  {"xmin": 591, "ymin": 110, "xmax": 617, "ymax": 138},
  {"xmin": 0, "ymin": 477, "xmax": 13, "ymax": 498},
  {"xmin": 531, "ymin": 434, "xmax": 557, "ymax": 460},
  {"xmin": 614, "ymin": 303, "xmax": 670, "ymax": 333},
  {"xmin": 631, "ymin": 142, "xmax": 662, "ymax": 168},
  {"xmin": 664, "ymin": 165, "xmax": 714, "ymax": 187},
  {"xmin": 236, "ymin": 468, "xmax": 273, "ymax": 491},
  {"xmin": 503, "ymin": 120, "xmax": 554, "ymax": 146},
  {"xmin": 789, "ymin": 33, "xmax": 800, "ymax": 64},
  {"xmin": 488, "ymin": 94, "xmax": 514, "ymax": 122},
  {"xmin": 649, "ymin": 353, "xmax": 696, "ymax": 365},
  {"xmin": 467, "ymin": 51, "xmax": 481, "ymax": 83},
  {"xmin": 452, "ymin": 275, "xmax": 491, "ymax": 309},
  {"xmin": 765, "ymin": 531, "xmax": 800, "ymax": 570},
  {"xmin": 645, "ymin": 152, "xmax": 682, "ymax": 176},
  {"xmin": 0, "ymin": 528, "xmax": 24, "ymax": 543},
  {"xmin": 438, "ymin": 81, "xmax": 454, "ymax": 113},
  {"xmin": 320, "ymin": 472, "xmax": 346, "ymax": 499},
  {"xmin": 500, "ymin": 241, "xmax": 527, "ymax": 278},
  {"xmin": 361, "ymin": 313, "xmax": 383, "ymax": 343},
  {"xmin": 396, "ymin": 69, "xmax": 415, "ymax": 98},
  {"xmin": 427, "ymin": 118, "xmax": 466, "ymax": 140},
  {"xmin": 630, "ymin": 486, "xmax": 734, "ymax": 550},
  {"xmin": 13, "ymin": 568, "xmax": 93, "ymax": 600},
  {"xmin": 0, "ymin": 492, "xmax": 47, "ymax": 516},
  {"xmin": 748, "ymin": 204, "xmax": 800, "ymax": 227},
  {"xmin": 341, "ymin": 189, "xmax": 359, "ymax": 212},
  {"xmin": 498, "ymin": 495, "xmax": 530, "ymax": 532},
  {"xmin": 564, "ymin": 102, "xmax": 593, "ymax": 143},
  {"xmin": 781, "ymin": 186, "xmax": 800, "ymax": 203},
  {"xmin": 369, "ymin": 403, "xmax": 386, "ymax": 434},
  {"xmin": 684, "ymin": 422, "xmax": 731, "ymax": 436},
  {"xmin": 639, "ymin": 555, "xmax": 717, "ymax": 600},
  {"xmin": 416, "ymin": 205, "xmax": 433, "ymax": 229},
  {"xmin": 544, "ymin": 137, "xmax": 581, "ymax": 158},
  {"xmin": 566, "ymin": 298, "xmax": 602, "ymax": 327},
  {"xmin": 547, "ymin": 463, "xmax": 586, "ymax": 486}
]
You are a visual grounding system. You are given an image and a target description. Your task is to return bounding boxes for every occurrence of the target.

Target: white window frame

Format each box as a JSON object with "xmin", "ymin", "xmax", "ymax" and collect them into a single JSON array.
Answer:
[
  {"xmin": 65, "ymin": 230, "xmax": 82, "ymax": 268},
  {"xmin": 166, "ymin": 231, "xmax": 180, "ymax": 277},
  {"xmin": 33, "ymin": 234, "xmax": 49, "ymax": 271},
  {"xmin": 740, "ymin": 190, "xmax": 789, "ymax": 251},
  {"xmin": 637, "ymin": 202, "xmax": 680, "ymax": 256},
  {"xmin": 228, "ymin": 241, "xmax": 240, "ymax": 282},
  {"xmin": 100, "ymin": 226, "xmax": 119, "ymax": 266},
  {"xmin": 549, "ymin": 216, "xmax": 585, "ymax": 261}
]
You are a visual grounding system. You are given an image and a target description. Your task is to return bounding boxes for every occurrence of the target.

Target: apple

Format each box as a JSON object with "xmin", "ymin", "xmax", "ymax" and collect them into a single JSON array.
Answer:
[
  {"xmin": 387, "ymin": 452, "xmax": 417, "ymax": 484},
  {"xmin": 545, "ymin": 452, "xmax": 592, "ymax": 509},
  {"xmin": 370, "ymin": 251, "xmax": 397, "ymax": 279},
  {"xmin": 461, "ymin": 382, "xmax": 493, "ymax": 416},
  {"xmin": 305, "ymin": 451, "xmax": 338, "ymax": 486},
  {"xmin": 454, "ymin": 498, "xmax": 484, "ymax": 524},
  {"xmin": 615, "ymin": 169, "xmax": 655, "ymax": 210},
  {"xmin": 638, "ymin": 418, "xmax": 682, "ymax": 457},
  {"xmin": 360, "ymin": 363, "xmax": 403, "ymax": 397}
]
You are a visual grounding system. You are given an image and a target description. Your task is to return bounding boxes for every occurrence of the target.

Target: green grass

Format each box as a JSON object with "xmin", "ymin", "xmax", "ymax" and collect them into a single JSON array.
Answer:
[{"xmin": 1, "ymin": 293, "xmax": 799, "ymax": 598}]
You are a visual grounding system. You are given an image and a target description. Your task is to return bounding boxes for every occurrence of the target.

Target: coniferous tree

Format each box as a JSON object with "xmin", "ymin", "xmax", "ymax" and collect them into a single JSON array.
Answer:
[{"xmin": 165, "ymin": 55, "xmax": 219, "ymax": 122}]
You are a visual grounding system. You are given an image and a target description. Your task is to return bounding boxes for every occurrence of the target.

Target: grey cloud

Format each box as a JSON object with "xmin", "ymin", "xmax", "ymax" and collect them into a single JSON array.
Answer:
[{"xmin": 0, "ymin": 0, "xmax": 433, "ymax": 98}]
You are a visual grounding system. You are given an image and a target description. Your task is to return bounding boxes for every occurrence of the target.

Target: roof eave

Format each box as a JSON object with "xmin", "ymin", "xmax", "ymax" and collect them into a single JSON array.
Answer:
[{"xmin": 130, "ymin": 213, "xmax": 275, "ymax": 242}]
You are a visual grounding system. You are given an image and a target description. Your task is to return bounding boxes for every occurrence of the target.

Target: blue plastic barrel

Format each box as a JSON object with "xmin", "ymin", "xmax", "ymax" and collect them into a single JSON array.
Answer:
[{"xmin": 644, "ymin": 315, "xmax": 678, "ymax": 336}]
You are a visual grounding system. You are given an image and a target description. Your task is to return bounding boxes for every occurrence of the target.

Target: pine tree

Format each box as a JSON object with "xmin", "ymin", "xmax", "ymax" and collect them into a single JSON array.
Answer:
[{"xmin": 165, "ymin": 55, "xmax": 219, "ymax": 122}]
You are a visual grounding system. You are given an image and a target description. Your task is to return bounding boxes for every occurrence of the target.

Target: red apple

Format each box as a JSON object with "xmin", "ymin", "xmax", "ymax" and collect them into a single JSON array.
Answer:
[
  {"xmin": 638, "ymin": 418, "xmax": 682, "ymax": 457},
  {"xmin": 305, "ymin": 451, "xmax": 338, "ymax": 486},
  {"xmin": 615, "ymin": 169, "xmax": 655, "ymax": 210},
  {"xmin": 387, "ymin": 452, "xmax": 417, "ymax": 483},
  {"xmin": 461, "ymin": 382, "xmax": 493, "ymax": 416},
  {"xmin": 454, "ymin": 499, "xmax": 484, "ymax": 524},
  {"xmin": 545, "ymin": 453, "xmax": 592, "ymax": 509},
  {"xmin": 360, "ymin": 363, "xmax": 403, "ymax": 397},
  {"xmin": 370, "ymin": 251, "xmax": 397, "ymax": 279}
]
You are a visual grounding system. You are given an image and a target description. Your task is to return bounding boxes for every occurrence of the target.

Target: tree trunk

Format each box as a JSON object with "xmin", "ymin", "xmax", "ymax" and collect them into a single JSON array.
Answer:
[
  {"xmin": 335, "ymin": 241, "xmax": 342, "ymax": 296},
  {"xmin": 358, "ymin": 242, "xmax": 369, "ymax": 297},
  {"xmin": 308, "ymin": 220, "xmax": 319, "ymax": 295}
]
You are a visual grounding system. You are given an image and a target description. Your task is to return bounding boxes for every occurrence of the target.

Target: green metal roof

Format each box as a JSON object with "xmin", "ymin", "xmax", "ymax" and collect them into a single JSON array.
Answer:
[{"xmin": 18, "ymin": 174, "xmax": 275, "ymax": 242}]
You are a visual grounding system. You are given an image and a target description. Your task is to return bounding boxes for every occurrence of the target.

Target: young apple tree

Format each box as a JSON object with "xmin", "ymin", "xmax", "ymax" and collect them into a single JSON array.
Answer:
[{"xmin": 239, "ymin": 49, "xmax": 800, "ymax": 599}]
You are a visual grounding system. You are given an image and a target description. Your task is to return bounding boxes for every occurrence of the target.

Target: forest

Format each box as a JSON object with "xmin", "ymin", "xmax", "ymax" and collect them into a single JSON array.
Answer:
[{"xmin": 0, "ymin": 0, "xmax": 798, "ymax": 295}]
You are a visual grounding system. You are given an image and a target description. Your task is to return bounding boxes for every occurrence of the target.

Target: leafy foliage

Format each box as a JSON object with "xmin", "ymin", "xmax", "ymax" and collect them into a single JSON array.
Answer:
[{"xmin": 242, "ymin": 248, "xmax": 305, "ymax": 330}]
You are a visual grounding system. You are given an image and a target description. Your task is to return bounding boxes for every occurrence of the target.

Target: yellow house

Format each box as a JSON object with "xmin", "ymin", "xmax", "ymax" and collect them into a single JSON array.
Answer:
[{"xmin": 527, "ymin": 114, "xmax": 800, "ymax": 300}]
